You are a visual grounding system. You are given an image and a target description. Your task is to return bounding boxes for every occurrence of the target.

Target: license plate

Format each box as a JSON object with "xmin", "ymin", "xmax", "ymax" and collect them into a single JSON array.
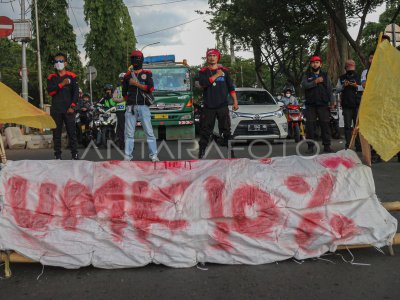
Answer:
[
  {"xmin": 154, "ymin": 114, "xmax": 168, "ymax": 119},
  {"xmin": 248, "ymin": 124, "xmax": 268, "ymax": 131}
]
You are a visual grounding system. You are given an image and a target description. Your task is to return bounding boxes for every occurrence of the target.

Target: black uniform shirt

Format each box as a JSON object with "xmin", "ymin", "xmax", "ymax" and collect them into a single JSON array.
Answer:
[
  {"xmin": 47, "ymin": 71, "xmax": 79, "ymax": 113},
  {"xmin": 198, "ymin": 66, "xmax": 236, "ymax": 109}
]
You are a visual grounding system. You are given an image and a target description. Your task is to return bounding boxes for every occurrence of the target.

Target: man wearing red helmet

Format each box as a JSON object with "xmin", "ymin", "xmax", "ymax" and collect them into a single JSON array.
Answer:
[
  {"xmin": 301, "ymin": 55, "xmax": 335, "ymax": 153},
  {"xmin": 122, "ymin": 50, "xmax": 159, "ymax": 162},
  {"xmin": 198, "ymin": 48, "xmax": 239, "ymax": 159}
]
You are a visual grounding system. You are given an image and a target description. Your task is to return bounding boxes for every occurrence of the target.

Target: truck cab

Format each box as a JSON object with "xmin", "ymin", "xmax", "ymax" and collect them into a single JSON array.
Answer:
[{"xmin": 136, "ymin": 55, "xmax": 195, "ymax": 140}]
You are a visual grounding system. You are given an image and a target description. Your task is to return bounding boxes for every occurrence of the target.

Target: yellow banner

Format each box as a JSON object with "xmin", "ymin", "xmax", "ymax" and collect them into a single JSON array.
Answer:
[
  {"xmin": 359, "ymin": 41, "xmax": 400, "ymax": 161},
  {"xmin": 0, "ymin": 82, "xmax": 56, "ymax": 129}
]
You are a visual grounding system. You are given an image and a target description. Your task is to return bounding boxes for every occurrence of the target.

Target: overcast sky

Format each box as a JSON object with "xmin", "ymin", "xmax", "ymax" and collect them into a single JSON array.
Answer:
[{"xmin": 1, "ymin": 0, "xmax": 386, "ymax": 66}]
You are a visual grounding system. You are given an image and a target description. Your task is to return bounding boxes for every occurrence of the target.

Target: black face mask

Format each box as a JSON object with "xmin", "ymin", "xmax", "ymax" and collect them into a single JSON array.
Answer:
[
  {"xmin": 311, "ymin": 67, "xmax": 321, "ymax": 72},
  {"xmin": 346, "ymin": 70, "xmax": 355, "ymax": 75},
  {"xmin": 131, "ymin": 56, "xmax": 143, "ymax": 70}
]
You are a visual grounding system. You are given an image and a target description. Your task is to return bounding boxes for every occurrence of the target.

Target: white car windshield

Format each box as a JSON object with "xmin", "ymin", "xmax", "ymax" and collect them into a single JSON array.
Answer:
[
  {"xmin": 150, "ymin": 68, "xmax": 191, "ymax": 92},
  {"xmin": 229, "ymin": 91, "xmax": 276, "ymax": 105}
]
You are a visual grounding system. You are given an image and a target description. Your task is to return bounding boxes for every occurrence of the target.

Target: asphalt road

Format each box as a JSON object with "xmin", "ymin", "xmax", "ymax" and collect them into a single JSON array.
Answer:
[{"xmin": 2, "ymin": 138, "xmax": 400, "ymax": 299}]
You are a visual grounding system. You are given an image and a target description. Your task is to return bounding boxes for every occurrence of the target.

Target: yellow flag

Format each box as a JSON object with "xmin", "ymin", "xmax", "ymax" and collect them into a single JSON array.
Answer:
[
  {"xmin": 359, "ymin": 41, "xmax": 400, "ymax": 161},
  {"xmin": 0, "ymin": 82, "xmax": 56, "ymax": 129}
]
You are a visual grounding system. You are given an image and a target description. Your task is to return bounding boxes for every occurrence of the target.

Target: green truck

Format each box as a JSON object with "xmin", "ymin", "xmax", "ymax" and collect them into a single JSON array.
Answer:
[{"xmin": 135, "ymin": 55, "xmax": 195, "ymax": 140}]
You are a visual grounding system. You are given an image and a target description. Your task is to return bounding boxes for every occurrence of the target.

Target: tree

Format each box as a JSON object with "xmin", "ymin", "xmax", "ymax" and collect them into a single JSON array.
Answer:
[
  {"xmin": 361, "ymin": 2, "xmax": 400, "ymax": 53},
  {"xmin": 31, "ymin": 0, "xmax": 84, "ymax": 101},
  {"xmin": 319, "ymin": 0, "xmax": 387, "ymax": 66},
  {"xmin": 204, "ymin": 0, "xmax": 327, "ymax": 94},
  {"xmin": 0, "ymin": 39, "xmax": 41, "ymax": 107},
  {"xmin": 84, "ymin": 0, "xmax": 136, "ymax": 99}
]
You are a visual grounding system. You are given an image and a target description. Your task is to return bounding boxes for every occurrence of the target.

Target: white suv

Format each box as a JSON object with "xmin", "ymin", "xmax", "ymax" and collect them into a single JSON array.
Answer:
[{"xmin": 214, "ymin": 88, "xmax": 288, "ymax": 140}]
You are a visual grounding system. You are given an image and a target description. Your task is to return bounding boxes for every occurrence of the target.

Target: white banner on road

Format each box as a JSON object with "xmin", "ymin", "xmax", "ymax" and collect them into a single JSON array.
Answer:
[{"xmin": 0, "ymin": 150, "xmax": 397, "ymax": 268}]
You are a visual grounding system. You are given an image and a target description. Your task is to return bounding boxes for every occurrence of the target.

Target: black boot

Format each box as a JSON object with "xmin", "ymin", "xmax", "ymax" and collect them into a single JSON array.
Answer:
[
  {"xmin": 324, "ymin": 146, "xmax": 334, "ymax": 153},
  {"xmin": 198, "ymin": 147, "xmax": 206, "ymax": 159},
  {"xmin": 229, "ymin": 149, "xmax": 236, "ymax": 159}
]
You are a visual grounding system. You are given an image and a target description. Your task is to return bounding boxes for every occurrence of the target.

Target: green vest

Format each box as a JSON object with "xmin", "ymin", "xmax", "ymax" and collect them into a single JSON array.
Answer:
[
  {"xmin": 103, "ymin": 97, "xmax": 116, "ymax": 109},
  {"xmin": 113, "ymin": 86, "xmax": 126, "ymax": 111}
]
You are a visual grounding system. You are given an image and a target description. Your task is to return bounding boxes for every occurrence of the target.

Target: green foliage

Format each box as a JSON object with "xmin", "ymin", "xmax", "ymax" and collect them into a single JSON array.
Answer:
[
  {"xmin": 0, "ymin": 39, "xmax": 41, "ymax": 107},
  {"xmin": 204, "ymin": 0, "xmax": 328, "ymax": 94},
  {"xmin": 31, "ymin": 0, "xmax": 84, "ymax": 102},
  {"xmin": 361, "ymin": 2, "xmax": 400, "ymax": 54},
  {"xmin": 84, "ymin": 0, "xmax": 136, "ymax": 100}
]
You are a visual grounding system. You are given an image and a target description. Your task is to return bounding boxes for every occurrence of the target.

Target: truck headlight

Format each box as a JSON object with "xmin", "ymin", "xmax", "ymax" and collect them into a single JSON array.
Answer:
[{"xmin": 180, "ymin": 114, "xmax": 192, "ymax": 120}]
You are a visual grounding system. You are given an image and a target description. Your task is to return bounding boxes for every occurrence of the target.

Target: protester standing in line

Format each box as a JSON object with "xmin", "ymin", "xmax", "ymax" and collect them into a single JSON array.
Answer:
[
  {"xmin": 301, "ymin": 56, "xmax": 335, "ymax": 154},
  {"xmin": 122, "ymin": 50, "xmax": 159, "ymax": 162},
  {"xmin": 336, "ymin": 59, "xmax": 362, "ymax": 151},
  {"xmin": 198, "ymin": 48, "xmax": 239, "ymax": 159},
  {"xmin": 47, "ymin": 52, "xmax": 79, "ymax": 160}
]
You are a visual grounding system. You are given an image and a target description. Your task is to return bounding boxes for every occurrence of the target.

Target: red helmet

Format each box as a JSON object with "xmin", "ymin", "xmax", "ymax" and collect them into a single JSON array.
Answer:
[
  {"xmin": 206, "ymin": 48, "xmax": 221, "ymax": 62},
  {"xmin": 309, "ymin": 55, "xmax": 322, "ymax": 63},
  {"xmin": 130, "ymin": 50, "xmax": 143, "ymax": 57}
]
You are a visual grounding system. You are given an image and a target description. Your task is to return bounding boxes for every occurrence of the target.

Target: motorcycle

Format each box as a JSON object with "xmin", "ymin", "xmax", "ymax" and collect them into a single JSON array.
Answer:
[
  {"xmin": 286, "ymin": 104, "xmax": 305, "ymax": 143},
  {"xmin": 193, "ymin": 101, "xmax": 203, "ymax": 134},
  {"xmin": 330, "ymin": 106, "xmax": 341, "ymax": 139},
  {"xmin": 76, "ymin": 110, "xmax": 95, "ymax": 148},
  {"xmin": 94, "ymin": 105, "xmax": 117, "ymax": 148}
]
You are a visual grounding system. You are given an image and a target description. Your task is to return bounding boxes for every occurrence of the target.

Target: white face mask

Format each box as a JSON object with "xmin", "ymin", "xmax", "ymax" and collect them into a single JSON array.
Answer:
[
  {"xmin": 54, "ymin": 62, "xmax": 65, "ymax": 71},
  {"xmin": 285, "ymin": 93, "xmax": 291, "ymax": 98}
]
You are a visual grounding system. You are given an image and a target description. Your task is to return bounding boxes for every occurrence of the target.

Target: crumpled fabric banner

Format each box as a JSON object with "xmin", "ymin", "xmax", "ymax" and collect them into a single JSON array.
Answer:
[
  {"xmin": 359, "ymin": 41, "xmax": 400, "ymax": 161},
  {"xmin": 0, "ymin": 150, "xmax": 397, "ymax": 269}
]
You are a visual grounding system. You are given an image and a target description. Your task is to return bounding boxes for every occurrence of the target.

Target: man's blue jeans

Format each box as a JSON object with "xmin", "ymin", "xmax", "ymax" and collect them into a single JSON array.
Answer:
[{"xmin": 124, "ymin": 105, "xmax": 157, "ymax": 160}]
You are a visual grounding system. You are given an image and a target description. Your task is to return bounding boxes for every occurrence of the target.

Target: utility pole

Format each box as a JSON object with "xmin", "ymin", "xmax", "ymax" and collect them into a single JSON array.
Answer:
[
  {"xmin": 21, "ymin": 0, "xmax": 29, "ymax": 102},
  {"xmin": 34, "ymin": 0, "xmax": 44, "ymax": 109},
  {"xmin": 21, "ymin": 0, "xmax": 30, "ymax": 133},
  {"xmin": 241, "ymin": 65, "xmax": 244, "ymax": 87}
]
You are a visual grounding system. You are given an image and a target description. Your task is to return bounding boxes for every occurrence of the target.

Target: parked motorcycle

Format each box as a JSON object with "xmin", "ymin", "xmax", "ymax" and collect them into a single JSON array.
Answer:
[
  {"xmin": 94, "ymin": 106, "xmax": 117, "ymax": 148},
  {"xmin": 330, "ymin": 106, "xmax": 341, "ymax": 139},
  {"xmin": 76, "ymin": 110, "xmax": 95, "ymax": 148},
  {"xmin": 286, "ymin": 104, "xmax": 305, "ymax": 143},
  {"xmin": 193, "ymin": 101, "xmax": 203, "ymax": 134}
]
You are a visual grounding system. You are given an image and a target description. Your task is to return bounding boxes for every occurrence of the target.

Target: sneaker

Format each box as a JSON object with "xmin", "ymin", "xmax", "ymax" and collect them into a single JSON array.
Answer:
[
  {"xmin": 72, "ymin": 153, "xmax": 79, "ymax": 160},
  {"xmin": 151, "ymin": 155, "xmax": 160, "ymax": 162},
  {"xmin": 323, "ymin": 146, "xmax": 334, "ymax": 153},
  {"xmin": 54, "ymin": 155, "xmax": 62, "ymax": 160}
]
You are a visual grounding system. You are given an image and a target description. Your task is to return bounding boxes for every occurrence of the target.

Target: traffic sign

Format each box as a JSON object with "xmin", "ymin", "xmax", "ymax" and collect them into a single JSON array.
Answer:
[
  {"xmin": 384, "ymin": 24, "xmax": 400, "ymax": 47},
  {"xmin": 85, "ymin": 66, "xmax": 97, "ymax": 81},
  {"xmin": 0, "ymin": 16, "xmax": 14, "ymax": 38}
]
